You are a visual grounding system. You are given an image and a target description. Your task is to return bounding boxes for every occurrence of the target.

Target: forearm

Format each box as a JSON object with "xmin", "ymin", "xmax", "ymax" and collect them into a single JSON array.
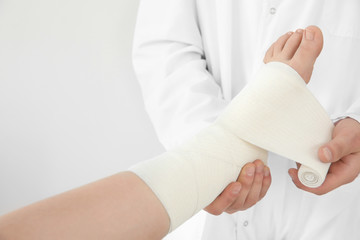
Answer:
[{"xmin": 0, "ymin": 172, "xmax": 169, "ymax": 240}]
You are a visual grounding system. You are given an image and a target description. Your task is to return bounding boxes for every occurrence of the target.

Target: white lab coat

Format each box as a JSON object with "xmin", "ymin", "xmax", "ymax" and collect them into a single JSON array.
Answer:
[{"xmin": 133, "ymin": 0, "xmax": 360, "ymax": 239}]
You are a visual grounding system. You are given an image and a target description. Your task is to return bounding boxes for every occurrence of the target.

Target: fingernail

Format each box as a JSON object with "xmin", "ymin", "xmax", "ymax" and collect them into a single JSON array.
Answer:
[
  {"xmin": 246, "ymin": 166, "xmax": 255, "ymax": 176},
  {"xmin": 232, "ymin": 185, "xmax": 242, "ymax": 194},
  {"xmin": 296, "ymin": 29, "xmax": 303, "ymax": 34},
  {"xmin": 287, "ymin": 31, "xmax": 293, "ymax": 35},
  {"xmin": 264, "ymin": 167, "xmax": 270, "ymax": 177},
  {"xmin": 305, "ymin": 28, "xmax": 314, "ymax": 40},
  {"xmin": 323, "ymin": 147, "xmax": 332, "ymax": 162}
]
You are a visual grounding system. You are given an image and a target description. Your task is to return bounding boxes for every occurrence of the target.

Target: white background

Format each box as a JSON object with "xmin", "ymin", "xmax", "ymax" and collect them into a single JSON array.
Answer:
[{"xmin": 0, "ymin": 0, "xmax": 206, "ymax": 239}]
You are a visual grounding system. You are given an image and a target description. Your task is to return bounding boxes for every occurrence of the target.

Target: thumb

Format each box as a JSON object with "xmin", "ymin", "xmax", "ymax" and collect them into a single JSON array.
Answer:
[{"xmin": 319, "ymin": 136, "xmax": 353, "ymax": 163}]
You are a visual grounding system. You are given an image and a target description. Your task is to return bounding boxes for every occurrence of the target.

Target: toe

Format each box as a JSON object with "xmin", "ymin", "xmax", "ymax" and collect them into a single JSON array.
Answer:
[
  {"xmin": 290, "ymin": 25, "xmax": 324, "ymax": 83},
  {"xmin": 264, "ymin": 32, "xmax": 293, "ymax": 63},
  {"xmin": 292, "ymin": 26, "xmax": 323, "ymax": 65},
  {"xmin": 281, "ymin": 29, "xmax": 304, "ymax": 60},
  {"xmin": 274, "ymin": 31, "xmax": 294, "ymax": 55}
]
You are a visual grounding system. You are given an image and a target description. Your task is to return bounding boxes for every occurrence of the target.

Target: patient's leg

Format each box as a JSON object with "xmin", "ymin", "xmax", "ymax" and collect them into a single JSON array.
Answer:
[{"xmin": 0, "ymin": 26, "xmax": 328, "ymax": 240}]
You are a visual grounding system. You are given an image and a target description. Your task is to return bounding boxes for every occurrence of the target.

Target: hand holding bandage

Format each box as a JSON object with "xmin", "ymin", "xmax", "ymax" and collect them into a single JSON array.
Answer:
[{"xmin": 290, "ymin": 117, "xmax": 360, "ymax": 195}]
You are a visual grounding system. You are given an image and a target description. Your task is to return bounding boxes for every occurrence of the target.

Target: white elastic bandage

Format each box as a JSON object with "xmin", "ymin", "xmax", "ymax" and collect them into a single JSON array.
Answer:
[
  {"xmin": 217, "ymin": 62, "xmax": 334, "ymax": 188},
  {"xmin": 130, "ymin": 62, "xmax": 333, "ymax": 231}
]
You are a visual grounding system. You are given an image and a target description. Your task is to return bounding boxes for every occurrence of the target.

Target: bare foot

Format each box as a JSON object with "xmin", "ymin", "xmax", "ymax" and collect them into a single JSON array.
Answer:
[{"xmin": 263, "ymin": 26, "xmax": 323, "ymax": 84}]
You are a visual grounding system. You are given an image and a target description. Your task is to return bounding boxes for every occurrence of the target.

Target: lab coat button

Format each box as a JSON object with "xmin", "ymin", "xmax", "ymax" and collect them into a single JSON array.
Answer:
[
  {"xmin": 243, "ymin": 220, "xmax": 249, "ymax": 227},
  {"xmin": 270, "ymin": 7, "xmax": 276, "ymax": 15}
]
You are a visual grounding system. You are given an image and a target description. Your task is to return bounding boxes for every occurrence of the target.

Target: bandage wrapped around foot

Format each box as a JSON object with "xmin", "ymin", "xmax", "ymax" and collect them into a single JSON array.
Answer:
[{"xmin": 130, "ymin": 62, "xmax": 334, "ymax": 231}]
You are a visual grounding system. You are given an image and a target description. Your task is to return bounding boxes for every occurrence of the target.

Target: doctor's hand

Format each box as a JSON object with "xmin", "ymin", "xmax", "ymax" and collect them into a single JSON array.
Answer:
[
  {"xmin": 204, "ymin": 160, "xmax": 271, "ymax": 215},
  {"xmin": 289, "ymin": 117, "xmax": 360, "ymax": 195}
]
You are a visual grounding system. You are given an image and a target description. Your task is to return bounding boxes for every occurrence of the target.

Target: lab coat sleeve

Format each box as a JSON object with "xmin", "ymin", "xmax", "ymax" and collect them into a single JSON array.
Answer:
[
  {"xmin": 132, "ymin": 0, "xmax": 228, "ymax": 149},
  {"xmin": 330, "ymin": 99, "xmax": 360, "ymax": 124}
]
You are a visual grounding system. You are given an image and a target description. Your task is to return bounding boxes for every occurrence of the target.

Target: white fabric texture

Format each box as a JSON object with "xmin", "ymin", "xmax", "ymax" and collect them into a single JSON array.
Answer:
[
  {"xmin": 130, "ymin": 62, "xmax": 333, "ymax": 231},
  {"xmin": 131, "ymin": 125, "xmax": 266, "ymax": 232},
  {"xmin": 132, "ymin": 0, "xmax": 360, "ymax": 239},
  {"xmin": 217, "ymin": 62, "xmax": 333, "ymax": 188}
]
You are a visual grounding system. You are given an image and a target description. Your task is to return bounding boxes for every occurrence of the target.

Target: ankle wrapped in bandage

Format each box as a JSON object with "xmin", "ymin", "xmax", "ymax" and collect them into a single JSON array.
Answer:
[{"xmin": 130, "ymin": 62, "xmax": 333, "ymax": 232}]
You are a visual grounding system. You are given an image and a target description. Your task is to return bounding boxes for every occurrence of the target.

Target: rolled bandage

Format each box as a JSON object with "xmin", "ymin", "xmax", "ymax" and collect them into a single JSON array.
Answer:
[{"xmin": 130, "ymin": 62, "xmax": 333, "ymax": 231}]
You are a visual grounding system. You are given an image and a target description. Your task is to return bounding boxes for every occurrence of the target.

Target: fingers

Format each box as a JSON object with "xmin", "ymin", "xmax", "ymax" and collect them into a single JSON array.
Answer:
[
  {"xmin": 225, "ymin": 163, "xmax": 256, "ymax": 213},
  {"xmin": 204, "ymin": 182, "xmax": 242, "ymax": 216},
  {"xmin": 241, "ymin": 160, "xmax": 264, "ymax": 209},
  {"xmin": 339, "ymin": 152, "xmax": 360, "ymax": 184},
  {"xmin": 319, "ymin": 118, "xmax": 360, "ymax": 163},
  {"xmin": 205, "ymin": 160, "xmax": 272, "ymax": 216},
  {"xmin": 226, "ymin": 160, "xmax": 271, "ymax": 213},
  {"xmin": 288, "ymin": 153, "xmax": 360, "ymax": 195},
  {"xmin": 259, "ymin": 166, "xmax": 272, "ymax": 199},
  {"xmin": 319, "ymin": 137, "xmax": 353, "ymax": 163},
  {"xmin": 297, "ymin": 118, "xmax": 360, "ymax": 195}
]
